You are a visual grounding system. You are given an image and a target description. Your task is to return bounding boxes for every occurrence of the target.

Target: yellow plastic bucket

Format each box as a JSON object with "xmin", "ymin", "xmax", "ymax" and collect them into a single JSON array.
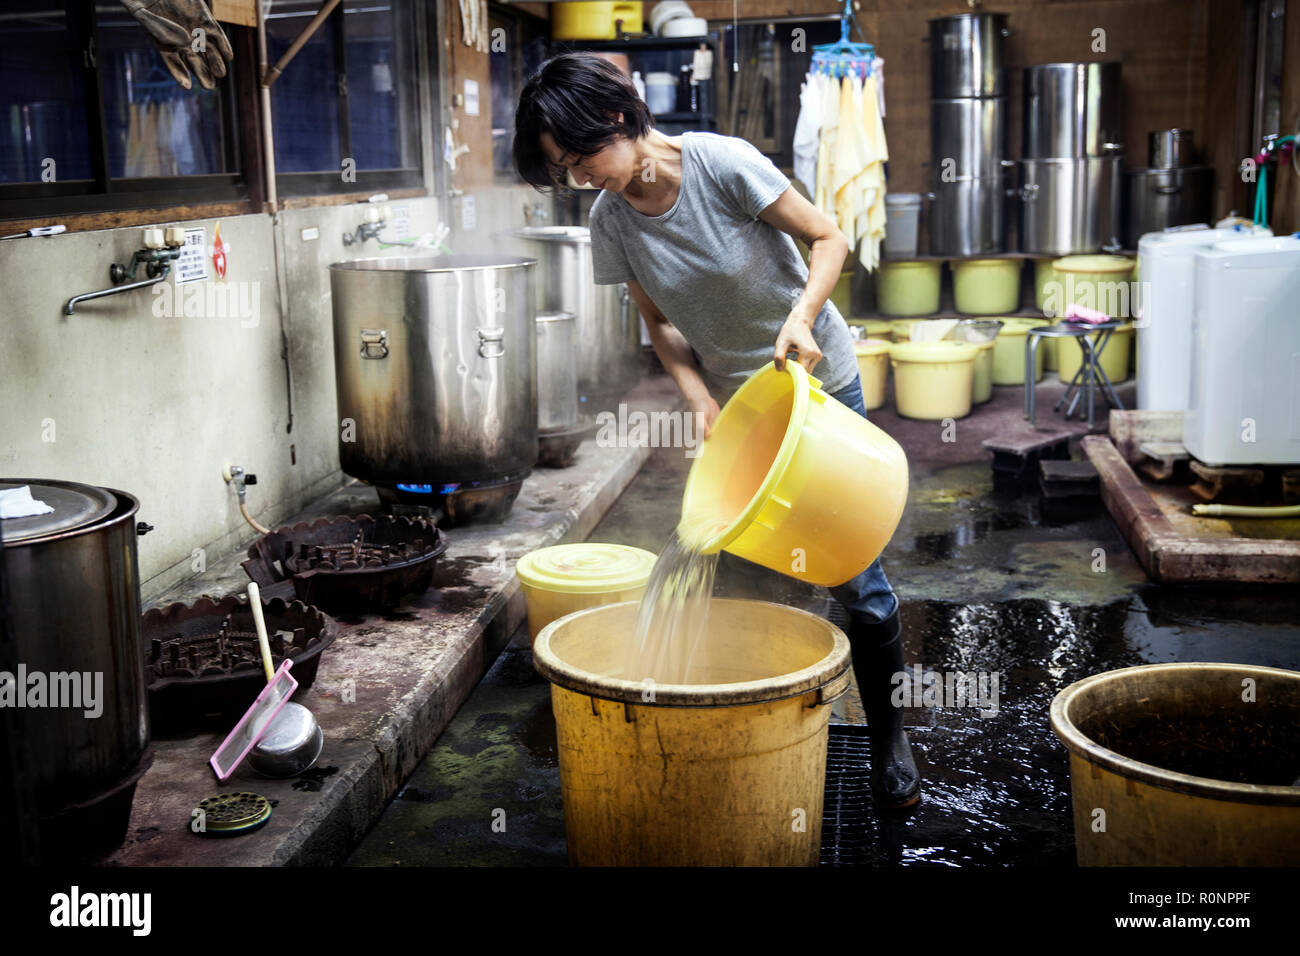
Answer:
[
  {"xmin": 533, "ymin": 598, "xmax": 851, "ymax": 866},
  {"xmin": 952, "ymin": 258, "xmax": 1022, "ymax": 315},
  {"xmin": 679, "ymin": 361, "xmax": 908, "ymax": 587},
  {"xmin": 1034, "ymin": 259, "xmax": 1059, "ymax": 369},
  {"xmin": 1049, "ymin": 254, "xmax": 1138, "ymax": 321},
  {"xmin": 889, "ymin": 340, "xmax": 978, "ymax": 420},
  {"xmin": 515, "ymin": 543, "xmax": 656, "ymax": 645},
  {"xmin": 830, "ymin": 270, "xmax": 854, "ymax": 317},
  {"xmin": 991, "ymin": 317, "xmax": 1047, "ymax": 385},
  {"xmin": 1051, "ymin": 663, "xmax": 1300, "ymax": 866},
  {"xmin": 1055, "ymin": 323, "xmax": 1133, "ymax": 384},
  {"xmin": 877, "ymin": 260, "xmax": 941, "ymax": 317},
  {"xmin": 854, "ymin": 338, "xmax": 890, "ymax": 410},
  {"xmin": 971, "ymin": 339, "xmax": 996, "ymax": 404},
  {"xmin": 551, "ymin": 1, "xmax": 643, "ymax": 39}
]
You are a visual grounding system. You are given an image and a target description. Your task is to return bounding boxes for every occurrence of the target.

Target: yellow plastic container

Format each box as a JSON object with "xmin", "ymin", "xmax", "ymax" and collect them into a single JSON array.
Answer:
[
  {"xmin": 876, "ymin": 260, "xmax": 941, "ymax": 317},
  {"xmin": 551, "ymin": 1, "xmax": 643, "ymax": 39},
  {"xmin": 679, "ymin": 361, "xmax": 908, "ymax": 587},
  {"xmin": 889, "ymin": 340, "xmax": 978, "ymax": 420},
  {"xmin": 533, "ymin": 598, "xmax": 851, "ymax": 866},
  {"xmin": 1034, "ymin": 259, "xmax": 1059, "ymax": 369},
  {"xmin": 1055, "ymin": 322, "xmax": 1134, "ymax": 384},
  {"xmin": 830, "ymin": 270, "xmax": 854, "ymax": 317},
  {"xmin": 1049, "ymin": 254, "xmax": 1138, "ymax": 321},
  {"xmin": 515, "ymin": 543, "xmax": 656, "ymax": 645},
  {"xmin": 853, "ymin": 338, "xmax": 890, "ymax": 410},
  {"xmin": 991, "ymin": 316, "xmax": 1047, "ymax": 385},
  {"xmin": 1051, "ymin": 663, "xmax": 1300, "ymax": 866},
  {"xmin": 970, "ymin": 339, "xmax": 996, "ymax": 404},
  {"xmin": 952, "ymin": 258, "xmax": 1022, "ymax": 315}
]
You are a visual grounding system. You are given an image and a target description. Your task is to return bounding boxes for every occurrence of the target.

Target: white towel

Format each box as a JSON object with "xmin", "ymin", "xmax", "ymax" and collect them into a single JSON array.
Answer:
[
  {"xmin": 792, "ymin": 75, "xmax": 822, "ymax": 196},
  {"xmin": 0, "ymin": 485, "xmax": 54, "ymax": 520}
]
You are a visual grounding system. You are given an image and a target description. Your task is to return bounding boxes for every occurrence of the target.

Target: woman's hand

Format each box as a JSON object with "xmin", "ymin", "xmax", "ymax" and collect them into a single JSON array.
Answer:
[
  {"xmin": 689, "ymin": 393, "xmax": 721, "ymax": 439},
  {"xmin": 773, "ymin": 309, "xmax": 823, "ymax": 374}
]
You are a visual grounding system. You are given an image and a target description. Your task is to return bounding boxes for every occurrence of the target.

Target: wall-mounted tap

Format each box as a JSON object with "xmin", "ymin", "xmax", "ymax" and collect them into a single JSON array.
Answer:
[
  {"xmin": 342, "ymin": 204, "xmax": 390, "ymax": 246},
  {"xmin": 64, "ymin": 227, "xmax": 185, "ymax": 315}
]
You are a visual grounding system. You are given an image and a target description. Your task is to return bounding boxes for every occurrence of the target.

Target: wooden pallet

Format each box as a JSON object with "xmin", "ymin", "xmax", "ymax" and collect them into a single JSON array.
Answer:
[{"xmin": 1082, "ymin": 435, "xmax": 1300, "ymax": 583}]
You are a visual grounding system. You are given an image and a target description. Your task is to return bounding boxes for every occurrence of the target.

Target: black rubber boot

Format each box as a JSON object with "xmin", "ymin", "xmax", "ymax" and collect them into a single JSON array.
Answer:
[{"xmin": 847, "ymin": 607, "xmax": 921, "ymax": 809}]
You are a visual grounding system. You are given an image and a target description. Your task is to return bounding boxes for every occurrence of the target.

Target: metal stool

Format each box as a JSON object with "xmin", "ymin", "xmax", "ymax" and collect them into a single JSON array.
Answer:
[{"xmin": 1024, "ymin": 321, "xmax": 1125, "ymax": 427}]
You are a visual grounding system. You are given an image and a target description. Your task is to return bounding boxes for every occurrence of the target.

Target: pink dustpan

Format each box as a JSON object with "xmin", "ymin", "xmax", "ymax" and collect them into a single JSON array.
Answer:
[{"xmin": 209, "ymin": 659, "xmax": 298, "ymax": 782}]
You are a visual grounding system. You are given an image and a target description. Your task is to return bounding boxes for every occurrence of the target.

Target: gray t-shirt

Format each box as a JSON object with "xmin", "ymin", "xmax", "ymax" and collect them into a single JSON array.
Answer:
[{"xmin": 588, "ymin": 131, "xmax": 857, "ymax": 402}]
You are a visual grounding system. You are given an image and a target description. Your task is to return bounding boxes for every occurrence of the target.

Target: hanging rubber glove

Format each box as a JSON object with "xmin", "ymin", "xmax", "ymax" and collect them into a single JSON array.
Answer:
[{"xmin": 120, "ymin": 0, "xmax": 235, "ymax": 91}]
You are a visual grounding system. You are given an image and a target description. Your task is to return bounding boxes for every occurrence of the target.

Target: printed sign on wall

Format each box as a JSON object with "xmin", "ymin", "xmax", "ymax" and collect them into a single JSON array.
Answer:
[{"xmin": 175, "ymin": 227, "xmax": 209, "ymax": 284}]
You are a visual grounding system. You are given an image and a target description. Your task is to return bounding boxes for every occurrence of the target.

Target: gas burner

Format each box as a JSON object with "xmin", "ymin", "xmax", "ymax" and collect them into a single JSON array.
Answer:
[
  {"xmin": 243, "ymin": 514, "xmax": 447, "ymax": 612},
  {"xmin": 143, "ymin": 594, "xmax": 334, "ymax": 730},
  {"xmin": 373, "ymin": 471, "xmax": 529, "ymax": 526}
]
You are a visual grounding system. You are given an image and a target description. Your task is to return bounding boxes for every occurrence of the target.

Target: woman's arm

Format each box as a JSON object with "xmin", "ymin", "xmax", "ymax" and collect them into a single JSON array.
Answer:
[
  {"xmin": 758, "ymin": 185, "xmax": 849, "ymax": 373},
  {"xmin": 627, "ymin": 280, "xmax": 721, "ymax": 436}
]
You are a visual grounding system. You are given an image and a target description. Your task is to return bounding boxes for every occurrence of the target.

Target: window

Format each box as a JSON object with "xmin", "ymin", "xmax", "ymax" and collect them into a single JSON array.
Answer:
[
  {"xmin": 268, "ymin": 0, "xmax": 421, "ymax": 196},
  {"xmin": 0, "ymin": 1, "xmax": 245, "ymax": 218}
]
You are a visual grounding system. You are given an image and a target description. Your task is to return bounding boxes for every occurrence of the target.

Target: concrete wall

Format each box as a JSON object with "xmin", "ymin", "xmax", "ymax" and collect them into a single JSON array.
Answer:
[{"xmin": 1, "ymin": 181, "xmax": 543, "ymax": 603}]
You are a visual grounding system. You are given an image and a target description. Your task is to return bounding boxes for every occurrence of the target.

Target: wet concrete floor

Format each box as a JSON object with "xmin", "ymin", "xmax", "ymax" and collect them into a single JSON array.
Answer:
[{"xmin": 349, "ymin": 381, "xmax": 1300, "ymax": 867}]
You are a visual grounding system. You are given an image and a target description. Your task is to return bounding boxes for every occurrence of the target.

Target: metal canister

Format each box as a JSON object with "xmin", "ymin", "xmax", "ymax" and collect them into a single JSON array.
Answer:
[
  {"xmin": 329, "ymin": 255, "xmax": 539, "ymax": 485},
  {"xmin": 1122, "ymin": 165, "xmax": 1214, "ymax": 247},
  {"xmin": 928, "ymin": 12, "xmax": 1010, "ymax": 98},
  {"xmin": 1019, "ymin": 156, "xmax": 1124, "ymax": 255},
  {"xmin": 1148, "ymin": 128, "xmax": 1195, "ymax": 168},
  {"xmin": 1, "ymin": 479, "xmax": 151, "ymax": 858},
  {"xmin": 1022, "ymin": 62, "xmax": 1124, "ymax": 158},
  {"xmin": 535, "ymin": 311, "xmax": 579, "ymax": 432}
]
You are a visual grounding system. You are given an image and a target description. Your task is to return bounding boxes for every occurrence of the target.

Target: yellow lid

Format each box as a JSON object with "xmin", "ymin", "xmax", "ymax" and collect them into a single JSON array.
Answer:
[
  {"xmin": 516, "ymin": 543, "xmax": 656, "ymax": 594},
  {"xmin": 889, "ymin": 340, "xmax": 979, "ymax": 363},
  {"xmin": 854, "ymin": 338, "xmax": 891, "ymax": 356},
  {"xmin": 1052, "ymin": 254, "xmax": 1135, "ymax": 275}
]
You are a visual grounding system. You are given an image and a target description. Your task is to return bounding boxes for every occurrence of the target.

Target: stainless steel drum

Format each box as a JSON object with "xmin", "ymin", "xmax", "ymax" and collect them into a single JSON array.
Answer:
[
  {"xmin": 932, "ymin": 97, "xmax": 1007, "ymax": 179},
  {"xmin": 536, "ymin": 311, "xmax": 579, "ymax": 432},
  {"xmin": 1149, "ymin": 128, "xmax": 1195, "ymax": 169},
  {"xmin": 928, "ymin": 12, "xmax": 1010, "ymax": 98},
  {"xmin": 1019, "ymin": 156, "xmax": 1123, "ymax": 255},
  {"xmin": 928, "ymin": 174, "xmax": 1009, "ymax": 256},
  {"xmin": 329, "ymin": 255, "xmax": 538, "ymax": 485},
  {"xmin": 1, "ymin": 479, "xmax": 151, "ymax": 858},
  {"xmin": 1023, "ymin": 62, "xmax": 1124, "ymax": 159},
  {"xmin": 1122, "ymin": 165, "xmax": 1214, "ymax": 247},
  {"xmin": 508, "ymin": 226, "xmax": 640, "ymax": 403}
]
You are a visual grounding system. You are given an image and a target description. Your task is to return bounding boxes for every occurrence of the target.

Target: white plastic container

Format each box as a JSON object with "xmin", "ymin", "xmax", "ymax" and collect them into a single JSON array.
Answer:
[
  {"xmin": 1184, "ymin": 235, "xmax": 1300, "ymax": 466},
  {"xmin": 1135, "ymin": 226, "xmax": 1252, "ymax": 410},
  {"xmin": 645, "ymin": 72, "xmax": 676, "ymax": 114},
  {"xmin": 884, "ymin": 193, "xmax": 922, "ymax": 258}
]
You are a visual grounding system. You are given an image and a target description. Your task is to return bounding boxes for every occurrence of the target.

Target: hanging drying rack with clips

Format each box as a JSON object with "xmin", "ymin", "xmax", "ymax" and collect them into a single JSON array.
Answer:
[{"xmin": 810, "ymin": 0, "xmax": 875, "ymax": 78}]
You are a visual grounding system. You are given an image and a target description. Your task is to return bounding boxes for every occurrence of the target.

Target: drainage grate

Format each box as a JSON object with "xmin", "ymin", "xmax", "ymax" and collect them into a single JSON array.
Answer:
[{"xmin": 821, "ymin": 722, "xmax": 875, "ymax": 866}]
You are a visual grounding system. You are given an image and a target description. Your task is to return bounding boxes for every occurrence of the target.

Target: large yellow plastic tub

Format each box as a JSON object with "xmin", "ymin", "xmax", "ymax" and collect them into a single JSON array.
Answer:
[
  {"xmin": 533, "ymin": 599, "xmax": 851, "ymax": 866},
  {"xmin": 876, "ymin": 260, "xmax": 941, "ymax": 317},
  {"xmin": 1051, "ymin": 662, "xmax": 1300, "ymax": 866},
  {"xmin": 970, "ymin": 339, "xmax": 996, "ymax": 404},
  {"xmin": 1049, "ymin": 254, "xmax": 1137, "ymax": 320},
  {"xmin": 991, "ymin": 317, "xmax": 1046, "ymax": 385},
  {"xmin": 830, "ymin": 270, "xmax": 854, "ymax": 317},
  {"xmin": 952, "ymin": 258, "xmax": 1021, "ymax": 315},
  {"xmin": 1034, "ymin": 259, "xmax": 1059, "ymax": 369},
  {"xmin": 679, "ymin": 361, "xmax": 908, "ymax": 587},
  {"xmin": 847, "ymin": 318, "xmax": 893, "ymax": 341},
  {"xmin": 1055, "ymin": 323, "xmax": 1133, "ymax": 384},
  {"xmin": 515, "ymin": 543, "xmax": 655, "ymax": 645},
  {"xmin": 889, "ymin": 340, "xmax": 978, "ymax": 420},
  {"xmin": 854, "ymin": 338, "xmax": 890, "ymax": 410},
  {"xmin": 551, "ymin": 1, "xmax": 643, "ymax": 39}
]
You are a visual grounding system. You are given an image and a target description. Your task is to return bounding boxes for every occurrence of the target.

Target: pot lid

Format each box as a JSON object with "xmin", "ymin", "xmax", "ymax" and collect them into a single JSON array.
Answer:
[
  {"xmin": 514, "ymin": 226, "xmax": 591, "ymax": 243},
  {"xmin": 516, "ymin": 543, "xmax": 656, "ymax": 595},
  {"xmin": 0, "ymin": 479, "xmax": 116, "ymax": 545}
]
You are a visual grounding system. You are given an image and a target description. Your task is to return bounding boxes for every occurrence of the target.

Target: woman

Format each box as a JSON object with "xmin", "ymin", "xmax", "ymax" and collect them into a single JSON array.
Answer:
[{"xmin": 514, "ymin": 53, "xmax": 919, "ymax": 808}]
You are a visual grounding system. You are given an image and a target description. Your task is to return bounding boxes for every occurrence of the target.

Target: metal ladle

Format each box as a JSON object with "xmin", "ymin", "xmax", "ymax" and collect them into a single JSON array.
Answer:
[{"xmin": 245, "ymin": 583, "xmax": 324, "ymax": 778}]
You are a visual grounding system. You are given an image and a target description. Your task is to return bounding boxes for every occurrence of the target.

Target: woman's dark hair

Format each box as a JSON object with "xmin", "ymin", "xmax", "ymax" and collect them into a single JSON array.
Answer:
[{"xmin": 514, "ymin": 52, "xmax": 654, "ymax": 191}]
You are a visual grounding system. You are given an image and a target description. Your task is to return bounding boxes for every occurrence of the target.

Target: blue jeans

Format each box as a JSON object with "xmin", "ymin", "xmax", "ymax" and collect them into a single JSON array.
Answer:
[{"xmin": 824, "ymin": 375, "xmax": 900, "ymax": 623}]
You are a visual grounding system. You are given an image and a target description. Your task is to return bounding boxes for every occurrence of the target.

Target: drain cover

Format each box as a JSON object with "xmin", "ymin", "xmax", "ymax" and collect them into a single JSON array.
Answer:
[
  {"xmin": 194, "ymin": 792, "xmax": 272, "ymax": 837},
  {"xmin": 821, "ymin": 723, "xmax": 874, "ymax": 866}
]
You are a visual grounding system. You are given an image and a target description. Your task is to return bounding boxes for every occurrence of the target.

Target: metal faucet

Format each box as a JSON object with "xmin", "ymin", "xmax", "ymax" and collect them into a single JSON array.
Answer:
[
  {"xmin": 343, "ymin": 204, "xmax": 390, "ymax": 246},
  {"xmin": 64, "ymin": 227, "xmax": 185, "ymax": 315},
  {"xmin": 523, "ymin": 201, "xmax": 550, "ymax": 226}
]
